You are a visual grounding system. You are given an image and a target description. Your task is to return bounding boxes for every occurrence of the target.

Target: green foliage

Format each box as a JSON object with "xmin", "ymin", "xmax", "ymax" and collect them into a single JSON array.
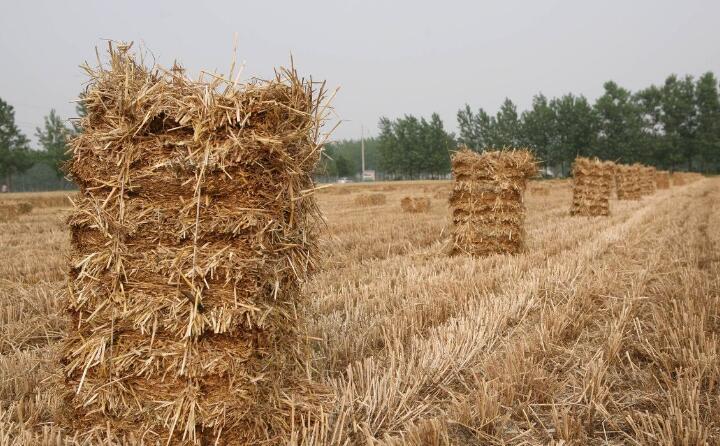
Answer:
[
  {"xmin": 377, "ymin": 113, "xmax": 454, "ymax": 178},
  {"xmin": 36, "ymin": 109, "xmax": 73, "ymax": 178},
  {"xmin": 695, "ymin": 72, "xmax": 720, "ymax": 169},
  {"xmin": 0, "ymin": 98, "xmax": 32, "ymax": 189},
  {"xmin": 334, "ymin": 155, "xmax": 353, "ymax": 177},
  {"xmin": 593, "ymin": 81, "xmax": 643, "ymax": 163}
]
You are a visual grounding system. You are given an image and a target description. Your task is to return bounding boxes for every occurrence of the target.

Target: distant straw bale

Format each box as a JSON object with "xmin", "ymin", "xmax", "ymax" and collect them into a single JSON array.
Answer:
[
  {"xmin": 59, "ymin": 43, "xmax": 329, "ymax": 444},
  {"xmin": 639, "ymin": 166, "xmax": 657, "ymax": 196},
  {"xmin": 449, "ymin": 147, "xmax": 537, "ymax": 256},
  {"xmin": 616, "ymin": 164, "xmax": 643, "ymax": 200},
  {"xmin": 656, "ymin": 170, "xmax": 670, "ymax": 189},
  {"xmin": 400, "ymin": 196, "xmax": 431, "ymax": 213},
  {"xmin": 355, "ymin": 193, "xmax": 386, "ymax": 206},
  {"xmin": 570, "ymin": 157, "xmax": 615, "ymax": 216},
  {"xmin": 0, "ymin": 200, "xmax": 33, "ymax": 221}
]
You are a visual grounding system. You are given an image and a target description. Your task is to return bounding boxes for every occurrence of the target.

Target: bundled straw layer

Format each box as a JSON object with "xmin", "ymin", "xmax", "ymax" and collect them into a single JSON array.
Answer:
[
  {"xmin": 570, "ymin": 157, "xmax": 615, "ymax": 216},
  {"xmin": 59, "ymin": 43, "xmax": 329, "ymax": 445},
  {"xmin": 656, "ymin": 170, "xmax": 670, "ymax": 189},
  {"xmin": 615, "ymin": 164, "xmax": 643, "ymax": 200},
  {"xmin": 400, "ymin": 196, "xmax": 431, "ymax": 213},
  {"xmin": 449, "ymin": 147, "xmax": 536, "ymax": 256},
  {"xmin": 640, "ymin": 166, "xmax": 657, "ymax": 196}
]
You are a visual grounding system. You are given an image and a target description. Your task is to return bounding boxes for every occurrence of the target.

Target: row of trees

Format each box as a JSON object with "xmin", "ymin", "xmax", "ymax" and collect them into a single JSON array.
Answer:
[
  {"xmin": 0, "ymin": 98, "xmax": 74, "ymax": 191},
  {"xmin": 3, "ymin": 71, "xmax": 719, "ymax": 190},
  {"xmin": 322, "ymin": 71, "xmax": 719, "ymax": 180},
  {"xmin": 458, "ymin": 72, "xmax": 720, "ymax": 174}
]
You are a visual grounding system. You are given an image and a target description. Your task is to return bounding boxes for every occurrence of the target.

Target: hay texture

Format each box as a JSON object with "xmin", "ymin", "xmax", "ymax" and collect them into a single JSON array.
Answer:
[
  {"xmin": 570, "ymin": 157, "xmax": 615, "ymax": 216},
  {"xmin": 640, "ymin": 166, "xmax": 657, "ymax": 196},
  {"xmin": 449, "ymin": 147, "xmax": 537, "ymax": 256},
  {"xmin": 400, "ymin": 196, "xmax": 431, "ymax": 213},
  {"xmin": 656, "ymin": 170, "xmax": 670, "ymax": 189},
  {"xmin": 0, "ymin": 200, "xmax": 33, "ymax": 221},
  {"xmin": 615, "ymin": 164, "xmax": 643, "ymax": 200},
  {"xmin": 354, "ymin": 193, "xmax": 386, "ymax": 206},
  {"xmin": 60, "ymin": 43, "xmax": 329, "ymax": 445}
]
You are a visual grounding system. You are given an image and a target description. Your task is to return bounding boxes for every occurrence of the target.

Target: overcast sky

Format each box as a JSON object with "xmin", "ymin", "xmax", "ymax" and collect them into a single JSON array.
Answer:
[{"xmin": 2, "ymin": 0, "xmax": 719, "ymax": 144}]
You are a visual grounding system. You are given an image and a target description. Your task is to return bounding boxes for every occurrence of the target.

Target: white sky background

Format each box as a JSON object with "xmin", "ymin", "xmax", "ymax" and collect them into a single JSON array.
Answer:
[{"xmin": 1, "ymin": 0, "xmax": 719, "ymax": 144}]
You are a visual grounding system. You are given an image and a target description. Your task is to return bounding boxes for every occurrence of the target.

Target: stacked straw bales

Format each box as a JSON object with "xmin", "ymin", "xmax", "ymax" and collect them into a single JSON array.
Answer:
[
  {"xmin": 400, "ymin": 196, "xmax": 431, "ymax": 213},
  {"xmin": 640, "ymin": 166, "xmax": 657, "ymax": 196},
  {"xmin": 449, "ymin": 147, "xmax": 536, "ymax": 256},
  {"xmin": 354, "ymin": 193, "xmax": 386, "ymax": 206},
  {"xmin": 60, "ymin": 44, "xmax": 328, "ymax": 444},
  {"xmin": 615, "ymin": 164, "xmax": 643, "ymax": 200},
  {"xmin": 656, "ymin": 170, "xmax": 670, "ymax": 189},
  {"xmin": 570, "ymin": 157, "xmax": 615, "ymax": 216}
]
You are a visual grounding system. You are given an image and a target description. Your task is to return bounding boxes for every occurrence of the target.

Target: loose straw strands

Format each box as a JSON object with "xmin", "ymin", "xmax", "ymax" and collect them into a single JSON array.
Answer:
[
  {"xmin": 449, "ymin": 147, "xmax": 537, "ymax": 257},
  {"xmin": 59, "ymin": 42, "xmax": 332, "ymax": 445}
]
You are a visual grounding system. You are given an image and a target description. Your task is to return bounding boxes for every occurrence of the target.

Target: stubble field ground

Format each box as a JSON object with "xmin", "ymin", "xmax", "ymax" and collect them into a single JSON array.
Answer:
[{"xmin": 1, "ymin": 178, "xmax": 718, "ymax": 445}]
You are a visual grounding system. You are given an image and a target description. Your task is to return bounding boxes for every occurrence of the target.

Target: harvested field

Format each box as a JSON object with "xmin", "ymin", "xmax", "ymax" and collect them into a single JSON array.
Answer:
[
  {"xmin": 354, "ymin": 193, "xmax": 387, "ymax": 206},
  {"xmin": 1, "ymin": 176, "xmax": 719, "ymax": 445}
]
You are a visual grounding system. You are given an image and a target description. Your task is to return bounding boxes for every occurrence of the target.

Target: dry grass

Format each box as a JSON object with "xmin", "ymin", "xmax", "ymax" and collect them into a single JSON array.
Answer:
[
  {"xmin": 354, "ymin": 193, "xmax": 387, "ymax": 206},
  {"xmin": 1, "ymin": 176, "xmax": 719, "ymax": 445}
]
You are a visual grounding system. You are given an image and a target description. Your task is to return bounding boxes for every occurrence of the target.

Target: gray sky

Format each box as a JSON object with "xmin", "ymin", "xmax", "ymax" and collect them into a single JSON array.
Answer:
[{"xmin": 2, "ymin": 0, "xmax": 719, "ymax": 143}]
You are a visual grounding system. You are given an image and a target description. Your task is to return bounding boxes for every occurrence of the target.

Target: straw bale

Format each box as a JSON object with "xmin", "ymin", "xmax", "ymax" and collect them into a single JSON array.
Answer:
[
  {"xmin": 59, "ymin": 43, "xmax": 329, "ymax": 445},
  {"xmin": 656, "ymin": 170, "xmax": 670, "ymax": 189},
  {"xmin": 354, "ymin": 193, "xmax": 386, "ymax": 206},
  {"xmin": 0, "ymin": 200, "xmax": 33, "ymax": 221},
  {"xmin": 570, "ymin": 157, "xmax": 615, "ymax": 216},
  {"xmin": 639, "ymin": 166, "xmax": 657, "ymax": 195},
  {"xmin": 449, "ymin": 147, "xmax": 537, "ymax": 256},
  {"xmin": 615, "ymin": 164, "xmax": 643, "ymax": 200},
  {"xmin": 400, "ymin": 196, "xmax": 431, "ymax": 213}
]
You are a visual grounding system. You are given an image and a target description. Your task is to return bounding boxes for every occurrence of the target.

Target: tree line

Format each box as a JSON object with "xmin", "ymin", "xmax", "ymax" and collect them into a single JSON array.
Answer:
[
  {"xmin": 3, "ymin": 71, "xmax": 720, "ymax": 191},
  {"xmin": 322, "ymin": 71, "xmax": 720, "ymax": 180},
  {"xmin": 0, "ymin": 98, "xmax": 77, "ymax": 191}
]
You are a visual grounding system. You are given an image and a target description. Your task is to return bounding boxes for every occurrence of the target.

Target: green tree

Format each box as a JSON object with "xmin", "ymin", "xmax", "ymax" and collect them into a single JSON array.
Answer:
[
  {"xmin": 694, "ymin": 72, "xmax": 720, "ymax": 171},
  {"xmin": 492, "ymin": 98, "xmax": 521, "ymax": 147},
  {"xmin": 547, "ymin": 94, "xmax": 596, "ymax": 174},
  {"xmin": 520, "ymin": 94, "xmax": 556, "ymax": 164},
  {"xmin": 593, "ymin": 81, "xmax": 642, "ymax": 163},
  {"xmin": 0, "ymin": 98, "xmax": 32, "ymax": 190},
  {"xmin": 635, "ymin": 85, "xmax": 668, "ymax": 166},
  {"xmin": 377, "ymin": 113, "xmax": 454, "ymax": 178},
  {"xmin": 660, "ymin": 75, "xmax": 697, "ymax": 169},
  {"xmin": 36, "ymin": 109, "xmax": 73, "ymax": 179},
  {"xmin": 335, "ymin": 154, "xmax": 353, "ymax": 177},
  {"xmin": 422, "ymin": 113, "xmax": 453, "ymax": 177}
]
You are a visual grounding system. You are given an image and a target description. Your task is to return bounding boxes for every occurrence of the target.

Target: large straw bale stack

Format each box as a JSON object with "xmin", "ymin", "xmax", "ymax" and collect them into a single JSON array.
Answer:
[
  {"xmin": 449, "ymin": 147, "xmax": 537, "ymax": 256},
  {"xmin": 639, "ymin": 166, "xmax": 657, "ymax": 195},
  {"xmin": 400, "ymin": 196, "xmax": 431, "ymax": 213},
  {"xmin": 59, "ymin": 43, "xmax": 329, "ymax": 445},
  {"xmin": 615, "ymin": 164, "xmax": 643, "ymax": 200},
  {"xmin": 656, "ymin": 170, "xmax": 670, "ymax": 189},
  {"xmin": 570, "ymin": 157, "xmax": 615, "ymax": 216}
]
